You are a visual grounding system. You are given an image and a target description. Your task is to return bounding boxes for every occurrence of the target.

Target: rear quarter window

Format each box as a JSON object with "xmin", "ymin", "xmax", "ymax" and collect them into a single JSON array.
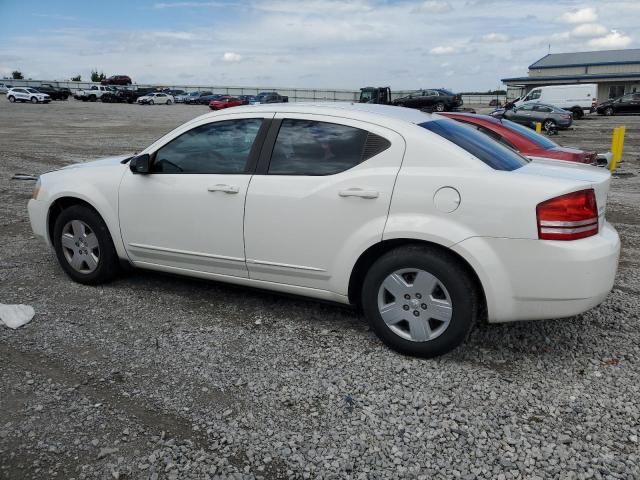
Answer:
[{"xmin": 420, "ymin": 120, "xmax": 529, "ymax": 171}]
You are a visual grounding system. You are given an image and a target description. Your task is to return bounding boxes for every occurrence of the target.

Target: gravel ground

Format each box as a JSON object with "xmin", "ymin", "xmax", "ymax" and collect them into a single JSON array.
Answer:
[{"xmin": 1, "ymin": 100, "xmax": 639, "ymax": 480}]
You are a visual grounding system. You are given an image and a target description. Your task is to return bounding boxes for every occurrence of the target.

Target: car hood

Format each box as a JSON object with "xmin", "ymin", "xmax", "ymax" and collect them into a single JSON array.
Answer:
[{"xmin": 59, "ymin": 154, "xmax": 132, "ymax": 171}]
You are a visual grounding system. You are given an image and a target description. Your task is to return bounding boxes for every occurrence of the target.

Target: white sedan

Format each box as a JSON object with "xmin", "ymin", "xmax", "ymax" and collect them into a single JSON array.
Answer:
[
  {"xmin": 27, "ymin": 103, "xmax": 620, "ymax": 357},
  {"xmin": 137, "ymin": 92, "xmax": 174, "ymax": 105},
  {"xmin": 7, "ymin": 87, "xmax": 51, "ymax": 103}
]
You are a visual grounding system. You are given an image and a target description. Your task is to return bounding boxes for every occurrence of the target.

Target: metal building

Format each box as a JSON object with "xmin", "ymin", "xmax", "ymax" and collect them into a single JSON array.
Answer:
[{"xmin": 502, "ymin": 48, "xmax": 640, "ymax": 101}]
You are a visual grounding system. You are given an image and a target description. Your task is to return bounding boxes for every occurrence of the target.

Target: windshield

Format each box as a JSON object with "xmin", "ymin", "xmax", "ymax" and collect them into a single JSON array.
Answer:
[
  {"xmin": 501, "ymin": 120, "xmax": 558, "ymax": 149},
  {"xmin": 420, "ymin": 120, "xmax": 529, "ymax": 171}
]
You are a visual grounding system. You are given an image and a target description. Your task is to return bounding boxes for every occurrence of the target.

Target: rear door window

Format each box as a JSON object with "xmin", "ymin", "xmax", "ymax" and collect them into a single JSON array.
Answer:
[
  {"xmin": 268, "ymin": 119, "xmax": 390, "ymax": 175},
  {"xmin": 420, "ymin": 120, "xmax": 529, "ymax": 171}
]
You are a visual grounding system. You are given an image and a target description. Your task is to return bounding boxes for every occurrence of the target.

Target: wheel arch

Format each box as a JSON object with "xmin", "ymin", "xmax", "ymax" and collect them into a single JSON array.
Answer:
[{"xmin": 347, "ymin": 238, "xmax": 487, "ymax": 320}]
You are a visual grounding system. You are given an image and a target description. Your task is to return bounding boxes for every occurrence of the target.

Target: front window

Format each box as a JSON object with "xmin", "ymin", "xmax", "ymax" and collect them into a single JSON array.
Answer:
[
  {"xmin": 527, "ymin": 90, "xmax": 541, "ymax": 100},
  {"xmin": 420, "ymin": 120, "xmax": 529, "ymax": 171},
  {"xmin": 152, "ymin": 119, "xmax": 263, "ymax": 174}
]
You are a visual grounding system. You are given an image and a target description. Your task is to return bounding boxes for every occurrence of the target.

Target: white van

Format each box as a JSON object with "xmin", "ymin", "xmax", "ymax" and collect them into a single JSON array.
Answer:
[{"xmin": 514, "ymin": 84, "xmax": 597, "ymax": 119}]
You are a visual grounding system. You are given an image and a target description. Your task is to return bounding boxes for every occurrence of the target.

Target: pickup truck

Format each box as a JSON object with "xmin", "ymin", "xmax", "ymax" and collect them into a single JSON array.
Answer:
[
  {"xmin": 251, "ymin": 91, "xmax": 289, "ymax": 104},
  {"xmin": 35, "ymin": 83, "xmax": 72, "ymax": 100},
  {"xmin": 74, "ymin": 85, "xmax": 116, "ymax": 102}
]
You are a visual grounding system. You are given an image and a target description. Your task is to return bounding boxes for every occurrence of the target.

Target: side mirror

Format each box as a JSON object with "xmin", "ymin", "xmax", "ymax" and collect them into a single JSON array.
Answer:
[{"xmin": 130, "ymin": 154, "xmax": 151, "ymax": 174}]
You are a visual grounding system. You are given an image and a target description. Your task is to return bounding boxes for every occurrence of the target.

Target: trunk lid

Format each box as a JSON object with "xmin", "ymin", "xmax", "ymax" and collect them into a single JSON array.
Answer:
[{"xmin": 517, "ymin": 158, "xmax": 611, "ymax": 228}]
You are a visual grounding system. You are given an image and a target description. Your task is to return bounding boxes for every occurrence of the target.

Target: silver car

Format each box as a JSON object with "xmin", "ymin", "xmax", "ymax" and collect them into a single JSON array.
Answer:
[
  {"xmin": 0, "ymin": 83, "xmax": 13, "ymax": 94},
  {"xmin": 503, "ymin": 103, "xmax": 573, "ymax": 130}
]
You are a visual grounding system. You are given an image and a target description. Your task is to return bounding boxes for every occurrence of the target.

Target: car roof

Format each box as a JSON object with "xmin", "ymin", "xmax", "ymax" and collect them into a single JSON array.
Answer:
[
  {"xmin": 441, "ymin": 112, "xmax": 502, "ymax": 125},
  {"xmin": 194, "ymin": 102, "xmax": 440, "ymax": 126}
]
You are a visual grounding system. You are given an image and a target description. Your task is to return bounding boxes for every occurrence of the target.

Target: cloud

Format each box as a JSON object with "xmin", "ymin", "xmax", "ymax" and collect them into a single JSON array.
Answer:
[
  {"xmin": 222, "ymin": 52, "xmax": 242, "ymax": 62},
  {"xmin": 588, "ymin": 30, "xmax": 632, "ymax": 48},
  {"xmin": 149, "ymin": 31, "xmax": 196, "ymax": 40},
  {"xmin": 481, "ymin": 33, "xmax": 509, "ymax": 43},
  {"xmin": 429, "ymin": 45, "xmax": 458, "ymax": 55},
  {"xmin": 571, "ymin": 23, "xmax": 607, "ymax": 38},
  {"xmin": 560, "ymin": 7, "xmax": 597, "ymax": 24},
  {"xmin": 414, "ymin": 1, "xmax": 452, "ymax": 13}
]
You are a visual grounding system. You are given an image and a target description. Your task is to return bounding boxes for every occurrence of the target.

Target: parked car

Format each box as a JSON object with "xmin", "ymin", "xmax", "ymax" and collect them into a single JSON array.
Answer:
[
  {"xmin": 75, "ymin": 85, "xmax": 116, "ymax": 102},
  {"xmin": 6, "ymin": 87, "xmax": 50, "ymax": 103},
  {"xmin": 392, "ymin": 89, "xmax": 463, "ymax": 112},
  {"xmin": 596, "ymin": 93, "xmax": 640, "ymax": 116},
  {"xmin": 163, "ymin": 89, "xmax": 186, "ymax": 97},
  {"xmin": 173, "ymin": 92, "xmax": 192, "ymax": 103},
  {"xmin": 514, "ymin": 84, "xmax": 597, "ymax": 119},
  {"xmin": 27, "ymin": 103, "xmax": 619, "ymax": 358},
  {"xmin": 199, "ymin": 93, "xmax": 224, "ymax": 105},
  {"xmin": 101, "ymin": 88, "xmax": 154, "ymax": 104},
  {"xmin": 251, "ymin": 91, "xmax": 288, "ymax": 104},
  {"xmin": 209, "ymin": 96, "xmax": 243, "ymax": 110},
  {"xmin": 440, "ymin": 112, "xmax": 607, "ymax": 166},
  {"xmin": 501, "ymin": 103, "xmax": 573, "ymax": 130},
  {"xmin": 237, "ymin": 95, "xmax": 255, "ymax": 105},
  {"xmin": 184, "ymin": 91, "xmax": 213, "ymax": 105},
  {"xmin": 101, "ymin": 75, "xmax": 132, "ymax": 86},
  {"xmin": 34, "ymin": 83, "xmax": 71, "ymax": 100},
  {"xmin": 137, "ymin": 92, "xmax": 174, "ymax": 105},
  {"xmin": 0, "ymin": 83, "xmax": 14, "ymax": 94}
]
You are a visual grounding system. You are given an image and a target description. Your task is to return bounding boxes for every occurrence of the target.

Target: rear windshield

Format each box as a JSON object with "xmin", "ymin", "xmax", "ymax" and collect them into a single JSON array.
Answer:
[
  {"xmin": 420, "ymin": 120, "xmax": 529, "ymax": 171},
  {"xmin": 501, "ymin": 119, "xmax": 558, "ymax": 150}
]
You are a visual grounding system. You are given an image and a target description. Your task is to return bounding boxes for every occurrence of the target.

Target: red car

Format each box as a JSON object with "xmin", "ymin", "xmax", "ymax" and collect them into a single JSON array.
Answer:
[
  {"xmin": 101, "ymin": 75, "xmax": 132, "ymax": 86},
  {"xmin": 209, "ymin": 96, "xmax": 243, "ymax": 110},
  {"xmin": 440, "ymin": 112, "xmax": 603, "ymax": 165}
]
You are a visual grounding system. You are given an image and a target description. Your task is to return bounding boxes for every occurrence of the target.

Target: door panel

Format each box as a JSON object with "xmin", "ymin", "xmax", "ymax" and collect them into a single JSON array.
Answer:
[
  {"xmin": 119, "ymin": 114, "xmax": 271, "ymax": 277},
  {"xmin": 244, "ymin": 114, "xmax": 405, "ymax": 293}
]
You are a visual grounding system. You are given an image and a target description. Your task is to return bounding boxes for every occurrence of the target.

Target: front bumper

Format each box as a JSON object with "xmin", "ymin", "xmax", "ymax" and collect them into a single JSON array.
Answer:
[
  {"xmin": 452, "ymin": 222, "xmax": 620, "ymax": 323},
  {"xmin": 27, "ymin": 198, "xmax": 50, "ymax": 246}
]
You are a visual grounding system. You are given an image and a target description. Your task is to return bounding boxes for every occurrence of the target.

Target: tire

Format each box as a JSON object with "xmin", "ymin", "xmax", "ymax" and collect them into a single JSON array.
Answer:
[
  {"xmin": 89, "ymin": 95, "xmax": 96, "ymax": 102},
  {"xmin": 543, "ymin": 119, "xmax": 556, "ymax": 130},
  {"xmin": 361, "ymin": 245, "xmax": 478, "ymax": 358},
  {"xmin": 572, "ymin": 108, "xmax": 583, "ymax": 120},
  {"xmin": 604, "ymin": 107, "xmax": 614, "ymax": 116},
  {"xmin": 30, "ymin": 97, "xmax": 38, "ymax": 104},
  {"xmin": 435, "ymin": 102, "xmax": 445, "ymax": 112},
  {"xmin": 8, "ymin": 95, "xmax": 15, "ymax": 103},
  {"xmin": 53, "ymin": 205, "xmax": 120, "ymax": 285},
  {"xmin": 149, "ymin": 99, "xmax": 154, "ymax": 105},
  {"xmin": 166, "ymin": 99, "xmax": 172, "ymax": 105}
]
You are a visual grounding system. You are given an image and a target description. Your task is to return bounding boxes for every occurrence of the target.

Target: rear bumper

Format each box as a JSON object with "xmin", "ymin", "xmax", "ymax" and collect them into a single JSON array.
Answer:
[{"xmin": 452, "ymin": 222, "xmax": 620, "ymax": 323}]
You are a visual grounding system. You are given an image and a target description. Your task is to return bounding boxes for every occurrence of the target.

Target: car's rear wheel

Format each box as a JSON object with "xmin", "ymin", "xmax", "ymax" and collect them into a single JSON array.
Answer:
[
  {"xmin": 435, "ymin": 102, "xmax": 445, "ymax": 112},
  {"xmin": 30, "ymin": 97, "xmax": 38, "ymax": 104},
  {"xmin": 53, "ymin": 205, "xmax": 120, "ymax": 285},
  {"xmin": 604, "ymin": 107, "xmax": 614, "ymax": 116},
  {"xmin": 166, "ymin": 99, "xmax": 172, "ymax": 105},
  {"xmin": 361, "ymin": 245, "xmax": 477, "ymax": 357},
  {"xmin": 8, "ymin": 95, "xmax": 15, "ymax": 103},
  {"xmin": 543, "ymin": 119, "xmax": 556, "ymax": 130},
  {"xmin": 89, "ymin": 95, "xmax": 96, "ymax": 102}
]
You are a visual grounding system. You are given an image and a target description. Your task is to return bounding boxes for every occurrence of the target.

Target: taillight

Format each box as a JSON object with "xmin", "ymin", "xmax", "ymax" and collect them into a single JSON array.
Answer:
[{"xmin": 536, "ymin": 189, "xmax": 598, "ymax": 240}]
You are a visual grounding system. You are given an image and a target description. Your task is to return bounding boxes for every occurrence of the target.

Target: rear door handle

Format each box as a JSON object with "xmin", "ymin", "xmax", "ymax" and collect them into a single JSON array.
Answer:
[
  {"xmin": 339, "ymin": 188, "xmax": 379, "ymax": 199},
  {"xmin": 208, "ymin": 184, "xmax": 239, "ymax": 194}
]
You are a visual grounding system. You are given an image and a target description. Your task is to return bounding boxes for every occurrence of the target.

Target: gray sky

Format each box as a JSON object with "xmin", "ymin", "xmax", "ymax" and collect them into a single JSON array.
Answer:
[{"xmin": 0, "ymin": 0, "xmax": 637, "ymax": 91}]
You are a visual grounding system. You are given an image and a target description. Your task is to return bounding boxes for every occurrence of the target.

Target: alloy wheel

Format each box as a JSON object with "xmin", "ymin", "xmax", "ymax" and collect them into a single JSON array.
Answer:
[
  {"xmin": 377, "ymin": 268, "xmax": 453, "ymax": 342},
  {"xmin": 60, "ymin": 220, "xmax": 100, "ymax": 274}
]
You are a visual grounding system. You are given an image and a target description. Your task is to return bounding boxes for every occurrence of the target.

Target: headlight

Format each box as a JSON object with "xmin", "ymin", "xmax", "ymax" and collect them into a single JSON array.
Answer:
[{"xmin": 32, "ymin": 178, "xmax": 41, "ymax": 200}]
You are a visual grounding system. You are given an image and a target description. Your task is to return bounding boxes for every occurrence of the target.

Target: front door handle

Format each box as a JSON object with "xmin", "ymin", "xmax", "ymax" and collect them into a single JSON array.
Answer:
[
  {"xmin": 208, "ymin": 184, "xmax": 239, "ymax": 194},
  {"xmin": 339, "ymin": 188, "xmax": 379, "ymax": 199}
]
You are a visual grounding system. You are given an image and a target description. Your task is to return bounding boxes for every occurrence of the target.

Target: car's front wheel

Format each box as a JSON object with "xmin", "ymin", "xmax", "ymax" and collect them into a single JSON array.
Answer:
[
  {"xmin": 150, "ymin": 99, "xmax": 154, "ymax": 105},
  {"xmin": 543, "ymin": 119, "xmax": 556, "ymax": 130},
  {"xmin": 166, "ymin": 99, "xmax": 172, "ymax": 105},
  {"xmin": 435, "ymin": 102, "xmax": 445, "ymax": 112},
  {"xmin": 8, "ymin": 95, "xmax": 15, "ymax": 103},
  {"xmin": 604, "ymin": 107, "xmax": 614, "ymax": 116},
  {"xmin": 53, "ymin": 205, "xmax": 120, "ymax": 285},
  {"xmin": 30, "ymin": 97, "xmax": 38, "ymax": 104},
  {"xmin": 361, "ymin": 245, "xmax": 478, "ymax": 357}
]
